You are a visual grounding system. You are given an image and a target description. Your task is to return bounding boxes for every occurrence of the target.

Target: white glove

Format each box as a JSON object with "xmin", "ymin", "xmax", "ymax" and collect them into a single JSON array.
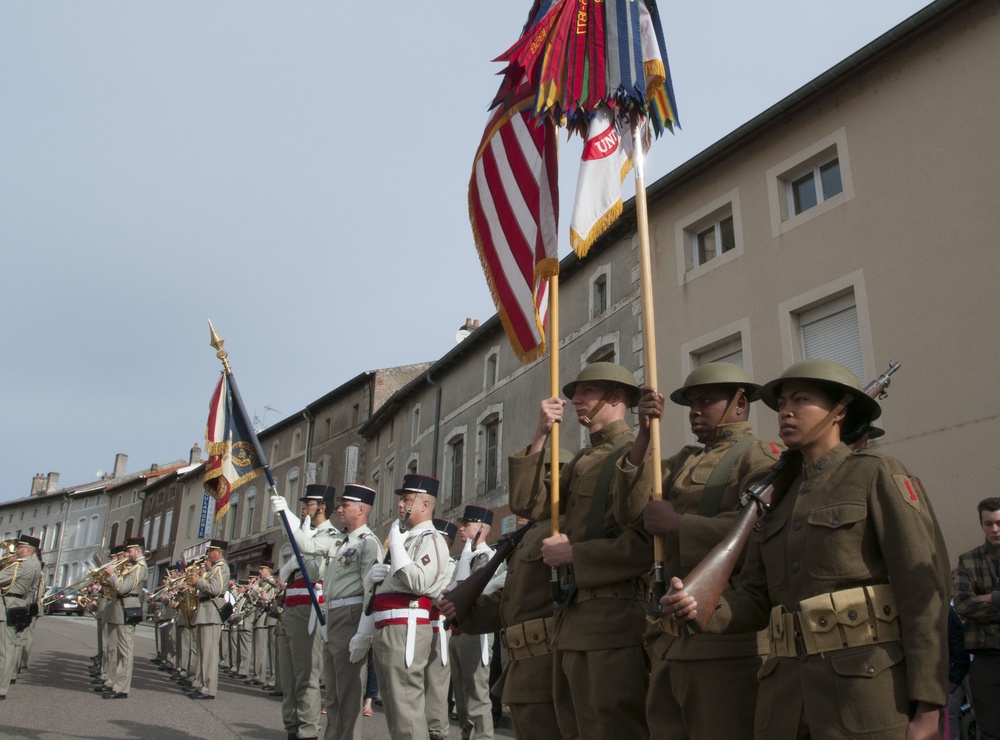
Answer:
[
  {"xmin": 454, "ymin": 538, "xmax": 474, "ymax": 583},
  {"xmin": 349, "ymin": 612, "xmax": 376, "ymax": 663},
  {"xmin": 278, "ymin": 558, "xmax": 297, "ymax": 583},
  {"xmin": 271, "ymin": 495, "xmax": 300, "ymax": 531},
  {"xmin": 365, "ymin": 563, "xmax": 390, "ymax": 591},
  {"xmin": 482, "ymin": 571, "xmax": 507, "ymax": 597},
  {"xmin": 387, "ymin": 524, "xmax": 412, "ymax": 575},
  {"xmin": 300, "ymin": 514, "xmax": 312, "ymax": 532}
]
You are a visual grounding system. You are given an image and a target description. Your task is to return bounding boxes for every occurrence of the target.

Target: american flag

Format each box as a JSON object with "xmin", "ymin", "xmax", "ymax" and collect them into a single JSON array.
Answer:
[{"xmin": 468, "ymin": 83, "xmax": 559, "ymax": 364}]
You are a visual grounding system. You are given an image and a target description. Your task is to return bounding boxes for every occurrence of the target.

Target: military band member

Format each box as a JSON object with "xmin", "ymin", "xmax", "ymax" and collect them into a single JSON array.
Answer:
[
  {"xmin": 293, "ymin": 483, "xmax": 382, "ymax": 740},
  {"xmin": 664, "ymin": 360, "xmax": 950, "ymax": 739},
  {"xmin": 15, "ymin": 559, "xmax": 45, "ymax": 675},
  {"xmin": 271, "ymin": 484, "xmax": 339, "ymax": 740},
  {"xmin": 350, "ymin": 473, "xmax": 451, "ymax": 740},
  {"xmin": 249, "ymin": 561, "xmax": 279, "ymax": 688},
  {"xmin": 0, "ymin": 535, "xmax": 42, "ymax": 700},
  {"xmin": 233, "ymin": 581, "xmax": 253, "ymax": 679},
  {"xmin": 221, "ymin": 579, "xmax": 237, "ymax": 675},
  {"xmin": 91, "ymin": 543, "xmax": 126, "ymax": 693},
  {"xmin": 449, "ymin": 505, "xmax": 497, "ymax": 740},
  {"xmin": 188, "ymin": 539, "xmax": 231, "ymax": 700},
  {"xmin": 96, "ymin": 536, "xmax": 147, "ymax": 699},
  {"xmin": 508, "ymin": 363, "xmax": 652, "ymax": 740},
  {"xmin": 613, "ymin": 363, "xmax": 780, "ymax": 739},
  {"xmin": 426, "ymin": 519, "xmax": 458, "ymax": 740}
]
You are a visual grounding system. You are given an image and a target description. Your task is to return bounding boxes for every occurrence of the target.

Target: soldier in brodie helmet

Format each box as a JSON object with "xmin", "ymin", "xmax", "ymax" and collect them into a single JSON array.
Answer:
[
  {"xmin": 611, "ymin": 362, "xmax": 781, "ymax": 740},
  {"xmin": 508, "ymin": 362, "xmax": 653, "ymax": 739},
  {"xmin": 664, "ymin": 360, "xmax": 950, "ymax": 740}
]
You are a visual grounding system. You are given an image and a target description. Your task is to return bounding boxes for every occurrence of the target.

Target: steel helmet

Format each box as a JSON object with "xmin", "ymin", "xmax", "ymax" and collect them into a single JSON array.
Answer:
[
  {"xmin": 562, "ymin": 363, "xmax": 641, "ymax": 407},
  {"xmin": 668, "ymin": 362, "xmax": 761, "ymax": 406},
  {"xmin": 759, "ymin": 359, "xmax": 881, "ymax": 422}
]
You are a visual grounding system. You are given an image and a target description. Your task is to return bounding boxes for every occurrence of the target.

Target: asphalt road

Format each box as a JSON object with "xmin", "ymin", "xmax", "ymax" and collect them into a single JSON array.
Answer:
[{"xmin": 5, "ymin": 615, "xmax": 513, "ymax": 740}]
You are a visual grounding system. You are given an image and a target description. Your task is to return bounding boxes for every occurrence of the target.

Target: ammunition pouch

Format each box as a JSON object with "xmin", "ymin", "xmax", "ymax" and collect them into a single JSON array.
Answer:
[
  {"xmin": 501, "ymin": 617, "xmax": 555, "ymax": 661},
  {"xmin": 123, "ymin": 606, "xmax": 144, "ymax": 625},
  {"xmin": 218, "ymin": 602, "xmax": 235, "ymax": 623},
  {"xmin": 768, "ymin": 584, "xmax": 900, "ymax": 658}
]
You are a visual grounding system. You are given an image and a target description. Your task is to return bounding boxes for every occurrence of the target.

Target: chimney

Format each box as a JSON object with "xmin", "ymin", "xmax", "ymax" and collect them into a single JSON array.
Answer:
[
  {"xmin": 112, "ymin": 453, "xmax": 128, "ymax": 478},
  {"xmin": 31, "ymin": 474, "xmax": 47, "ymax": 496},
  {"xmin": 45, "ymin": 472, "xmax": 60, "ymax": 493},
  {"xmin": 189, "ymin": 443, "xmax": 202, "ymax": 465},
  {"xmin": 150, "ymin": 463, "xmax": 159, "ymax": 472}
]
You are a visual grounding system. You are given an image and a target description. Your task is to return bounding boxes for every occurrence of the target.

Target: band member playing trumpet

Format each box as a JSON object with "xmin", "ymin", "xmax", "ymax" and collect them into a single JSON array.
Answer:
[
  {"xmin": 0, "ymin": 535, "xmax": 42, "ymax": 700},
  {"xmin": 97, "ymin": 536, "xmax": 147, "ymax": 699},
  {"xmin": 187, "ymin": 539, "xmax": 230, "ymax": 700},
  {"xmin": 91, "ymin": 543, "xmax": 127, "ymax": 694}
]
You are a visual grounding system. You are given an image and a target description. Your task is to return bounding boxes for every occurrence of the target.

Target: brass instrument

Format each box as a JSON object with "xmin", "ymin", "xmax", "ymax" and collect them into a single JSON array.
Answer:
[
  {"xmin": 0, "ymin": 538, "xmax": 18, "ymax": 571},
  {"xmin": 177, "ymin": 555, "xmax": 208, "ymax": 628},
  {"xmin": 39, "ymin": 554, "xmax": 129, "ymax": 607}
]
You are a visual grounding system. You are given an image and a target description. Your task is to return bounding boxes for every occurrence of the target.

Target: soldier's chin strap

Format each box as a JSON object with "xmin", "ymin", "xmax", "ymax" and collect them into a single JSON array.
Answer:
[
  {"xmin": 797, "ymin": 393, "xmax": 854, "ymax": 448},
  {"xmin": 581, "ymin": 389, "xmax": 616, "ymax": 426},
  {"xmin": 717, "ymin": 387, "xmax": 746, "ymax": 427}
]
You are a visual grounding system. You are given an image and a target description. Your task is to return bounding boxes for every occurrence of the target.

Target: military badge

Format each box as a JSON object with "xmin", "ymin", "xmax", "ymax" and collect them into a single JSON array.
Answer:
[
  {"xmin": 421, "ymin": 554, "xmax": 431, "ymax": 565},
  {"xmin": 892, "ymin": 474, "xmax": 921, "ymax": 510}
]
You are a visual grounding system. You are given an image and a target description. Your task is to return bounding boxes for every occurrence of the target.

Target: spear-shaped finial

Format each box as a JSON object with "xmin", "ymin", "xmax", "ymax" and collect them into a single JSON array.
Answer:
[{"xmin": 208, "ymin": 320, "xmax": 233, "ymax": 375}]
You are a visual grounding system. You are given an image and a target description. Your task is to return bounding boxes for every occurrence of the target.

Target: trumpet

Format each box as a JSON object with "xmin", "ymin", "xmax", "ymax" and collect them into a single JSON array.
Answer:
[{"xmin": 0, "ymin": 538, "xmax": 18, "ymax": 571}]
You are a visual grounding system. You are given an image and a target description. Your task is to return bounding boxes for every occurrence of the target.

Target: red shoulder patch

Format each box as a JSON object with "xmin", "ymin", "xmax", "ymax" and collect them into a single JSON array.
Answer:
[
  {"xmin": 892, "ymin": 474, "xmax": 921, "ymax": 511},
  {"xmin": 770, "ymin": 443, "xmax": 780, "ymax": 454}
]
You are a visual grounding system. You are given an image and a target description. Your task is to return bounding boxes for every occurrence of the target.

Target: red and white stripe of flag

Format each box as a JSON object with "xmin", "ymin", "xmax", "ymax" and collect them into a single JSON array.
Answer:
[{"xmin": 469, "ymin": 86, "xmax": 559, "ymax": 364}]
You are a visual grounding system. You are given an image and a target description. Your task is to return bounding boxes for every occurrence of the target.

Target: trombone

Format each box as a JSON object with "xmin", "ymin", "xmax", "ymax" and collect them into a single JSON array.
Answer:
[{"xmin": 39, "ymin": 554, "xmax": 129, "ymax": 607}]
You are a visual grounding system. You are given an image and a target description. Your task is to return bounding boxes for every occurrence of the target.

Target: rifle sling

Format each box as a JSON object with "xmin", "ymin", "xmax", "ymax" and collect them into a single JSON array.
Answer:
[
  {"xmin": 582, "ymin": 435, "xmax": 633, "ymax": 542},
  {"xmin": 698, "ymin": 436, "xmax": 756, "ymax": 518}
]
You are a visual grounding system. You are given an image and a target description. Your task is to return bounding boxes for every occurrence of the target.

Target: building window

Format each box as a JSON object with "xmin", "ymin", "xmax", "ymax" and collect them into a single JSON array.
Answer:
[
  {"xmin": 790, "ymin": 159, "xmax": 842, "ymax": 215},
  {"xmin": 586, "ymin": 344, "xmax": 616, "ymax": 366},
  {"xmin": 187, "ymin": 505, "xmax": 196, "ymax": 540},
  {"xmin": 448, "ymin": 437, "xmax": 465, "ymax": 510},
  {"xmin": 291, "ymin": 430, "xmax": 302, "ymax": 456},
  {"xmin": 384, "ymin": 460, "xmax": 395, "ymax": 519},
  {"xmin": 285, "ymin": 470, "xmax": 300, "ymax": 507},
  {"xmin": 271, "ymin": 441, "xmax": 280, "ymax": 463},
  {"xmin": 388, "ymin": 420, "xmax": 394, "ymax": 446},
  {"xmin": 141, "ymin": 519, "xmax": 151, "ymax": 545},
  {"xmin": 244, "ymin": 491, "xmax": 255, "ymax": 536},
  {"xmin": 696, "ymin": 336, "xmax": 744, "ymax": 368},
  {"xmin": 150, "ymin": 515, "xmax": 161, "ymax": 550},
  {"xmin": 591, "ymin": 272, "xmax": 608, "ymax": 319},
  {"xmin": 675, "ymin": 190, "xmax": 743, "ymax": 281},
  {"xmin": 76, "ymin": 518, "xmax": 87, "ymax": 548},
  {"xmin": 163, "ymin": 510, "xmax": 173, "ymax": 547},
  {"xmin": 767, "ymin": 128, "xmax": 853, "ymax": 236},
  {"xmin": 778, "ymin": 271, "xmax": 873, "ymax": 385},
  {"xmin": 40, "ymin": 525, "xmax": 48, "ymax": 550},
  {"xmin": 797, "ymin": 294, "xmax": 864, "ymax": 381},
  {"xmin": 230, "ymin": 495, "xmax": 240, "ymax": 540},
  {"xmin": 412, "ymin": 406, "xmax": 421, "ymax": 443},
  {"xmin": 52, "ymin": 522, "xmax": 61, "ymax": 550},
  {"xmin": 124, "ymin": 518, "xmax": 135, "ymax": 541},
  {"xmin": 692, "ymin": 215, "xmax": 736, "ymax": 269},
  {"xmin": 485, "ymin": 351, "xmax": 499, "ymax": 390},
  {"xmin": 478, "ymin": 413, "xmax": 501, "ymax": 496},
  {"xmin": 345, "ymin": 446, "xmax": 359, "ymax": 484}
]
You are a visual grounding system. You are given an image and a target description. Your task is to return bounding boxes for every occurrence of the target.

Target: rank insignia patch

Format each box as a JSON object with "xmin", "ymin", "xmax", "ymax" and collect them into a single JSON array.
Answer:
[
  {"xmin": 893, "ymin": 474, "xmax": 921, "ymax": 510},
  {"xmin": 421, "ymin": 555, "xmax": 431, "ymax": 565}
]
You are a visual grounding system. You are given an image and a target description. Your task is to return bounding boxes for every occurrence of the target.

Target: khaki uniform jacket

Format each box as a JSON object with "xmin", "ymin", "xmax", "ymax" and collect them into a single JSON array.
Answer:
[
  {"xmin": 193, "ymin": 559, "xmax": 231, "ymax": 626},
  {"xmin": 296, "ymin": 523, "xmax": 382, "ymax": 602},
  {"xmin": 509, "ymin": 419, "xmax": 652, "ymax": 651},
  {"xmin": 614, "ymin": 422, "xmax": 780, "ymax": 660},
  {"xmin": 712, "ymin": 443, "xmax": 950, "ymax": 708},
  {"xmin": 953, "ymin": 541, "xmax": 1000, "ymax": 650},
  {"xmin": 107, "ymin": 558, "xmax": 148, "ymax": 625},
  {"xmin": 461, "ymin": 521, "xmax": 560, "ymax": 704},
  {"xmin": 373, "ymin": 520, "xmax": 450, "ymax": 601},
  {"xmin": 0, "ymin": 557, "xmax": 42, "ymax": 621}
]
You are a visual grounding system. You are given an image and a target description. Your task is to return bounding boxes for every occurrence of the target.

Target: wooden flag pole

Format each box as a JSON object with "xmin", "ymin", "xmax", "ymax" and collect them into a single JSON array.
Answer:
[
  {"xmin": 548, "ymin": 273, "xmax": 561, "ymax": 537},
  {"xmin": 631, "ymin": 114, "xmax": 666, "ymax": 604}
]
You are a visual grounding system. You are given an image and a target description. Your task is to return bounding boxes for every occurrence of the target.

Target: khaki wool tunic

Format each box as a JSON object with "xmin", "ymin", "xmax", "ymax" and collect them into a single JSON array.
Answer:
[{"xmin": 711, "ymin": 442, "xmax": 950, "ymax": 738}]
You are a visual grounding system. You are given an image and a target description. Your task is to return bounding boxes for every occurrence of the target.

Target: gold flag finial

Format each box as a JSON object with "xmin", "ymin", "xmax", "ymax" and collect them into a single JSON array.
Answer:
[{"xmin": 208, "ymin": 320, "xmax": 233, "ymax": 375}]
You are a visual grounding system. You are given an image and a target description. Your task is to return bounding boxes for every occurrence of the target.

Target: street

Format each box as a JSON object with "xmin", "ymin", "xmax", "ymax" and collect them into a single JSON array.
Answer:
[{"xmin": 5, "ymin": 615, "xmax": 513, "ymax": 740}]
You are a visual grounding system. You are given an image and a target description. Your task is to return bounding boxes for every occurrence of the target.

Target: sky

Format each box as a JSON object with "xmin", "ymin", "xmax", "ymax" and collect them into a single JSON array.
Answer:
[{"xmin": 0, "ymin": 0, "xmax": 932, "ymax": 502}]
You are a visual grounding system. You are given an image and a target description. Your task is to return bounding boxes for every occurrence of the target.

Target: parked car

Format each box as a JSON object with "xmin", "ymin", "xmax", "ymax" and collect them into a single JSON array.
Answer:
[{"xmin": 43, "ymin": 587, "xmax": 86, "ymax": 617}]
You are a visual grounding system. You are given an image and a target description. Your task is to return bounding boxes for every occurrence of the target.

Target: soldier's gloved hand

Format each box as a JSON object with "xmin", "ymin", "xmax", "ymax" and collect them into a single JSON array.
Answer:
[
  {"xmin": 482, "ymin": 571, "xmax": 507, "ymax": 597},
  {"xmin": 278, "ymin": 558, "xmax": 297, "ymax": 584},
  {"xmin": 271, "ymin": 496, "xmax": 301, "ymax": 531},
  {"xmin": 366, "ymin": 563, "xmax": 390, "ymax": 589},
  {"xmin": 300, "ymin": 514, "xmax": 312, "ymax": 532},
  {"xmin": 349, "ymin": 613, "xmax": 376, "ymax": 663},
  {"xmin": 454, "ymin": 538, "xmax": 474, "ymax": 583},
  {"xmin": 387, "ymin": 524, "xmax": 412, "ymax": 575}
]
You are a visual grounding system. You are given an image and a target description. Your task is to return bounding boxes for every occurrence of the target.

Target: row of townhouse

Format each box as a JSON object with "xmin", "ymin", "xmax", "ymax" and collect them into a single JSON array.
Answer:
[{"xmin": 7, "ymin": 0, "xmax": 997, "ymax": 590}]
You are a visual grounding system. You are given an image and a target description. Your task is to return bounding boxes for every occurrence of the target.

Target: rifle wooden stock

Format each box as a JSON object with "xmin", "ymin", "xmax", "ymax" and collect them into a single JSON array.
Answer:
[
  {"xmin": 672, "ymin": 361, "xmax": 900, "ymax": 634},
  {"xmin": 445, "ymin": 524, "xmax": 532, "ymax": 628},
  {"xmin": 675, "ymin": 452, "xmax": 801, "ymax": 633}
]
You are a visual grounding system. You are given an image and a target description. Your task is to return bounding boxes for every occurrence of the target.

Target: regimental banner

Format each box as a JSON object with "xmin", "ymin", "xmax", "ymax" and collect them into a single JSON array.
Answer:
[{"xmin": 198, "ymin": 491, "xmax": 213, "ymax": 538}]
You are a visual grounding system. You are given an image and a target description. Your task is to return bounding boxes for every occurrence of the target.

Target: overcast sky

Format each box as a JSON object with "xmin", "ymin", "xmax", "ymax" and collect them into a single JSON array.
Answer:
[{"xmin": 0, "ymin": 1, "xmax": 932, "ymax": 502}]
